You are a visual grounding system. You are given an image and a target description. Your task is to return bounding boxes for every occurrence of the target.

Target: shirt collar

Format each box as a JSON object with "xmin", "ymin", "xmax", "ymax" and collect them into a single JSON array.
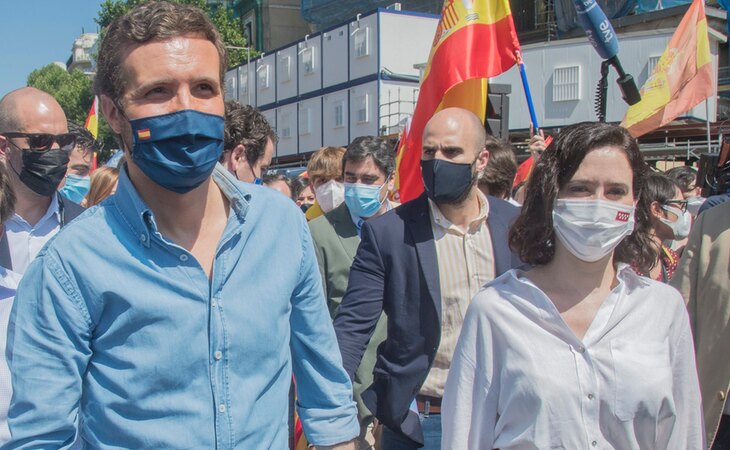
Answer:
[
  {"xmin": 9, "ymin": 193, "xmax": 60, "ymax": 228},
  {"xmin": 113, "ymin": 163, "xmax": 250, "ymax": 248},
  {"xmin": 428, "ymin": 190, "xmax": 489, "ymax": 234},
  {"xmin": 348, "ymin": 200, "xmax": 393, "ymax": 236}
]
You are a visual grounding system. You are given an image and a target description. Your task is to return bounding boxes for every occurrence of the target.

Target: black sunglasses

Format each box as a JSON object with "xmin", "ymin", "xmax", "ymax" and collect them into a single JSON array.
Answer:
[
  {"xmin": 1, "ymin": 132, "xmax": 77, "ymax": 152},
  {"xmin": 663, "ymin": 199, "xmax": 688, "ymax": 213}
]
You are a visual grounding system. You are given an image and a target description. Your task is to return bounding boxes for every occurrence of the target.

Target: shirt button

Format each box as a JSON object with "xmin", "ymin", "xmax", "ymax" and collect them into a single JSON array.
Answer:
[
  {"xmin": 179, "ymin": 254, "xmax": 189, "ymax": 262},
  {"xmin": 211, "ymin": 300, "xmax": 218, "ymax": 308},
  {"xmin": 214, "ymin": 351, "xmax": 222, "ymax": 360},
  {"xmin": 577, "ymin": 346, "xmax": 586, "ymax": 353},
  {"xmin": 218, "ymin": 404, "xmax": 226, "ymax": 413},
  {"xmin": 591, "ymin": 441, "xmax": 597, "ymax": 447},
  {"xmin": 720, "ymin": 391, "xmax": 727, "ymax": 401},
  {"xmin": 587, "ymin": 393, "xmax": 594, "ymax": 400},
  {"xmin": 140, "ymin": 234, "xmax": 147, "ymax": 242}
]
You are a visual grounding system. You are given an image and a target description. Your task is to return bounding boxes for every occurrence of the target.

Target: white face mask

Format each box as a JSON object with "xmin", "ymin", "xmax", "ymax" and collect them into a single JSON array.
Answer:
[
  {"xmin": 686, "ymin": 196, "xmax": 705, "ymax": 216},
  {"xmin": 314, "ymin": 180, "xmax": 345, "ymax": 213},
  {"xmin": 552, "ymin": 199, "xmax": 636, "ymax": 263},
  {"xmin": 659, "ymin": 205, "xmax": 692, "ymax": 240}
]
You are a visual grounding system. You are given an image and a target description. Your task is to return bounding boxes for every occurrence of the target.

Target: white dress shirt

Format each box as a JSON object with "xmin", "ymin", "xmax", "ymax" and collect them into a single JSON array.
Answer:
[
  {"xmin": 0, "ymin": 266, "xmax": 22, "ymax": 443},
  {"xmin": 442, "ymin": 264, "xmax": 704, "ymax": 450},
  {"xmin": 4, "ymin": 195, "xmax": 60, "ymax": 274}
]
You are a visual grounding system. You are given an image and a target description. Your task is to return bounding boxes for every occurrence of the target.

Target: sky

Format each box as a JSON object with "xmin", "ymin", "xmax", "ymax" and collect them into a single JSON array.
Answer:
[{"xmin": 0, "ymin": 0, "xmax": 105, "ymax": 98}]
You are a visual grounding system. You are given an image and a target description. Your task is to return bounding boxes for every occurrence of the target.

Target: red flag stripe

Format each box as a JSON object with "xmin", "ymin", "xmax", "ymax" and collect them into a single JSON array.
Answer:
[{"xmin": 398, "ymin": 16, "xmax": 519, "ymax": 201}]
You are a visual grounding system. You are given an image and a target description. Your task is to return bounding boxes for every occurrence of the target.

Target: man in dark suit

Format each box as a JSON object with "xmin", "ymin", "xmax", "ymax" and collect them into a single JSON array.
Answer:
[
  {"xmin": 334, "ymin": 107, "xmax": 522, "ymax": 449},
  {"xmin": 310, "ymin": 136, "xmax": 396, "ymax": 449}
]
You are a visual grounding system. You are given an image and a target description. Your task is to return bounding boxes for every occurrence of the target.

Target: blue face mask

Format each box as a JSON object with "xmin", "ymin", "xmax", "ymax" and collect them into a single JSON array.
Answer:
[
  {"xmin": 129, "ymin": 109, "xmax": 224, "ymax": 194},
  {"xmin": 344, "ymin": 181, "xmax": 388, "ymax": 218},
  {"xmin": 59, "ymin": 173, "xmax": 91, "ymax": 204}
]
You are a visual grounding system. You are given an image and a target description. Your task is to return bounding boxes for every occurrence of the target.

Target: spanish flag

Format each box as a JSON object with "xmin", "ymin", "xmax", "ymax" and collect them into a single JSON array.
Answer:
[
  {"xmin": 621, "ymin": 0, "xmax": 714, "ymax": 138},
  {"xmin": 84, "ymin": 96, "xmax": 99, "ymax": 139},
  {"xmin": 395, "ymin": 0, "xmax": 521, "ymax": 202}
]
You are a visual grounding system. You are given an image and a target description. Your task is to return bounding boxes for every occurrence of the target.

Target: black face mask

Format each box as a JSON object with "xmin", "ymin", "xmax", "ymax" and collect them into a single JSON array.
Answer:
[
  {"xmin": 300, "ymin": 203, "xmax": 312, "ymax": 213},
  {"xmin": 17, "ymin": 149, "xmax": 69, "ymax": 197},
  {"xmin": 421, "ymin": 158, "xmax": 476, "ymax": 205}
]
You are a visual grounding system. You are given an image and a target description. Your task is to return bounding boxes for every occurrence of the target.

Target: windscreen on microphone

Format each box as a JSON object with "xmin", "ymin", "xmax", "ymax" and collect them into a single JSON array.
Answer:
[{"xmin": 574, "ymin": 0, "xmax": 619, "ymax": 60}]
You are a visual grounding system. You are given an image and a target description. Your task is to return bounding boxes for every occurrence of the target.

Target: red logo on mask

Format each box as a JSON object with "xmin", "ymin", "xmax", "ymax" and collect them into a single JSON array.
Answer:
[{"xmin": 615, "ymin": 211, "xmax": 630, "ymax": 222}]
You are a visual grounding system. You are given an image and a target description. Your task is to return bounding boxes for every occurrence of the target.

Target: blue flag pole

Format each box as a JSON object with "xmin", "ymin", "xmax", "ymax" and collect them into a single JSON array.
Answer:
[{"xmin": 516, "ymin": 51, "xmax": 539, "ymax": 130}]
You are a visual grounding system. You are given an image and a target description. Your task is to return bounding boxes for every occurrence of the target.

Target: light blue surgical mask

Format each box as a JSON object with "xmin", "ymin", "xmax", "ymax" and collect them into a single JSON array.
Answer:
[
  {"xmin": 129, "ymin": 109, "xmax": 224, "ymax": 194},
  {"xmin": 344, "ymin": 181, "xmax": 388, "ymax": 218},
  {"xmin": 59, "ymin": 174, "xmax": 91, "ymax": 204}
]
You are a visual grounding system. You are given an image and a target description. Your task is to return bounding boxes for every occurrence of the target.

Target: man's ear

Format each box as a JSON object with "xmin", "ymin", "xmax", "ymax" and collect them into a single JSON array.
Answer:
[
  {"xmin": 649, "ymin": 200, "xmax": 664, "ymax": 219},
  {"xmin": 0, "ymin": 136, "xmax": 8, "ymax": 158},
  {"xmin": 231, "ymin": 144, "xmax": 247, "ymax": 168},
  {"xmin": 476, "ymin": 148, "xmax": 490, "ymax": 172},
  {"xmin": 100, "ymin": 95, "xmax": 124, "ymax": 135}
]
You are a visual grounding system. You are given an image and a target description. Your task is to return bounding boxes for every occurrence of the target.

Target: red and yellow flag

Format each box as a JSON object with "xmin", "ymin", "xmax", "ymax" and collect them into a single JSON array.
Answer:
[
  {"xmin": 84, "ymin": 96, "xmax": 99, "ymax": 139},
  {"xmin": 621, "ymin": 0, "xmax": 714, "ymax": 138},
  {"xmin": 395, "ymin": 0, "xmax": 521, "ymax": 202}
]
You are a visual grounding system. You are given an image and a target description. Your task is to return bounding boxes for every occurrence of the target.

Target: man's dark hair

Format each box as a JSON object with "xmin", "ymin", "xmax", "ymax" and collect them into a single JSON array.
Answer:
[
  {"xmin": 664, "ymin": 166, "xmax": 697, "ymax": 194},
  {"xmin": 94, "ymin": 0, "xmax": 227, "ymax": 106},
  {"xmin": 479, "ymin": 136, "xmax": 517, "ymax": 198},
  {"xmin": 509, "ymin": 122, "xmax": 656, "ymax": 272},
  {"xmin": 643, "ymin": 172, "xmax": 680, "ymax": 206},
  {"xmin": 290, "ymin": 176, "xmax": 310, "ymax": 199},
  {"xmin": 262, "ymin": 173, "xmax": 293, "ymax": 199},
  {"xmin": 222, "ymin": 101, "xmax": 278, "ymax": 166},
  {"xmin": 0, "ymin": 163, "xmax": 16, "ymax": 224},
  {"xmin": 342, "ymin": 136, "xmax": 396, "ymax": 178},
  {"xmin": 67, "ymin": 121, "xmax": 101, "ymax": 152}
]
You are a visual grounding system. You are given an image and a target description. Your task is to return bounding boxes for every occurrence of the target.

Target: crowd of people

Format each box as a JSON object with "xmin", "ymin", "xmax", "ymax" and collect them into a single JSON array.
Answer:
[{"xmin": 0, "ymin": 1, "xmax": 727, "ymax": 449}]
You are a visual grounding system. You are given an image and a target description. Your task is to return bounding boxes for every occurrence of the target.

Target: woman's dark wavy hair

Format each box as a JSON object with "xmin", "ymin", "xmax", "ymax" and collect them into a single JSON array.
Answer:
[{"xmin": 509, "ymin": 122, "xmax": 656, "ymax": 270}]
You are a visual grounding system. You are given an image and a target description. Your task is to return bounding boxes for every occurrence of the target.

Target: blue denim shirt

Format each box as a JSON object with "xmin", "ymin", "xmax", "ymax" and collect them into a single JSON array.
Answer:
[{"xmin": 3, "ymin": 165, "xmax": 359, "ymax": 449}]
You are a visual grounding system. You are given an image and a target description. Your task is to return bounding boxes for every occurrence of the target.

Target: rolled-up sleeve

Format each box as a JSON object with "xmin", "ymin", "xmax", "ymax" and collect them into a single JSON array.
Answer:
[
  {"xmin": 3, "ymin": 251, "xmax": 92, "ymax": 449},
  {"xmin": 290, "ymin": 217, "xmax": 359, "ymax": 446}
]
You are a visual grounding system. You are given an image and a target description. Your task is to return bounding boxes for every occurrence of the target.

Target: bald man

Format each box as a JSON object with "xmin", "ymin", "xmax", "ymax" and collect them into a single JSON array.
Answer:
[
  {"xmin": 333, "ymin": 107, "xmax": 523, "ymax": 449},
  {"xmin": 0, "ymin": 87, "xmax": 84, "ymax": 274}
]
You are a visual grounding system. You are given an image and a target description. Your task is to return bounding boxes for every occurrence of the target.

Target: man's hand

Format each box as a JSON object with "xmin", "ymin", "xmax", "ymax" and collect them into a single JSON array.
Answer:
[
  {"xmin": 314, "ymin": 439, "xmax": 357, "ymax": 450},
  {"xmin": 528, "ymin": 126, "xmax": 546, "ymax": 160}
]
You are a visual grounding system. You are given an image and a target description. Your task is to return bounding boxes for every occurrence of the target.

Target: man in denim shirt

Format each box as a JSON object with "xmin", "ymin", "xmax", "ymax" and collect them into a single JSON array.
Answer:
[{"xmin": 2, "ymin": 2, "xmax": 358, "ymax": 449}]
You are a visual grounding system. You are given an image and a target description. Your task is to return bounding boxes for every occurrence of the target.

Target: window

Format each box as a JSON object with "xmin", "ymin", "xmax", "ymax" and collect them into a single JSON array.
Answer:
[
  {"xmin": 299, "ymin": 107, "xmax": 311, "ymax": 135},
  {"xmin": 354, "ymin": 27, "xmax": 369, "ymax": 58},
  {"xmin": 553, "ymin": 66, "xmax": 581, "ymax": 102},
  {"xmin": 334, "ymin": 101, "xmax": 345, "ymax": 128},
  {"xmin": 355, "ymin": 94, "xmax": 369, "ymax": 123},
  {"xmin": 280, "ymin": 112, "xmax": 292, "ymax": 139},
  {"xmin": 243, "ymin": 12, "xmax": 255, "ymax": 49},
  {"xmin": 280, "ymin": 54, "xmax": 291, "ymax": 82},
  {"xmin": 647, "ymin": 55, "xmax": 661, "ymax": 76},
  {"xmin": 257, "ymin": 63, "xmax": 270, "ymax": 89},
  {"xmin": 239, "ymin": 69, "xmax": 248, "ymax": 95},
  {"xmin": 301, "ymin": 46, "xmax": 316, "ymax": 75}
]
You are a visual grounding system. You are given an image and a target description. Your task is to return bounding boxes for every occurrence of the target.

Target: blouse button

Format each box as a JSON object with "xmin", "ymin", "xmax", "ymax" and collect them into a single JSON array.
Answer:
[
  {"xmin": 720, "ymin": 391, "xmax": 727, "ymax": 401},
  {"xmin": 179, "ymin": 254, "xmax": 189, "ymax": 262}
]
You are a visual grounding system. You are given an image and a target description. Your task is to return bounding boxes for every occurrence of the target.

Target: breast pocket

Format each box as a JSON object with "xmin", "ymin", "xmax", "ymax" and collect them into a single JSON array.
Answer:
[{"xmin": 610, "ymin": 339, "xmax": 674, "ymax": 422}]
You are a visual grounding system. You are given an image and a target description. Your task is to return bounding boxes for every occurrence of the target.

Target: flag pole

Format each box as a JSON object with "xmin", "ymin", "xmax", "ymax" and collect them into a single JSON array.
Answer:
[
  {"xmin": 516, "ymin": 51, "xmax": 539, "ymax": 130},
  {"xmin": 706, "ymin": 99, "xmax": 712, "ymax": 153}
]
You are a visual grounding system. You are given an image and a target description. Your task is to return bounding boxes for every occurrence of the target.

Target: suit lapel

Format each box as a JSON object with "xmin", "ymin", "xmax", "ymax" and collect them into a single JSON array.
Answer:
[
  {"xmin": 486, "ymin": 197, "xmax": 513, "ymax": 276},
  {"xmin": 406, "ymin": 195, "xmax": 442, "ymax": 320},
  {"xmin": 330, "ymin": 204, "xmax": 360, "ymax": 260}
]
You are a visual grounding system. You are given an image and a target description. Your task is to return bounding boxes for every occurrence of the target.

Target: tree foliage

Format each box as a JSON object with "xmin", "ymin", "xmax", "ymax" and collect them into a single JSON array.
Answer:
[
  {"xmin": 26, "ymin": 64, "xmax": 117, "ymax": 161},
  {"xmin": 96, "ymin": 0, "xmax": 258, "ymax": 67}
]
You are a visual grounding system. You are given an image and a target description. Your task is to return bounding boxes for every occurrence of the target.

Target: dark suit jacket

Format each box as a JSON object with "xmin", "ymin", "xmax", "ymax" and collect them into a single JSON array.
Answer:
[{"xmin": 333, "ymin": 193, "xmax": 521, "ymax": 445}]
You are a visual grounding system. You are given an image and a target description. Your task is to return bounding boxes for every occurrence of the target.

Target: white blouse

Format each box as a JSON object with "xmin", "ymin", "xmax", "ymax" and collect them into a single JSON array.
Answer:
[{"xmin": 442, "ymin": 264, "xmax": 704, "ymax": 450}]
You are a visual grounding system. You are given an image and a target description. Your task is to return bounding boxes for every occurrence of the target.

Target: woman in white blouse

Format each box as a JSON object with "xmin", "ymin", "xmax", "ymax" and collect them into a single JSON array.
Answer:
[{"xmin": 442, "ymin": 122, "xmax": 703, "ymax": 450}]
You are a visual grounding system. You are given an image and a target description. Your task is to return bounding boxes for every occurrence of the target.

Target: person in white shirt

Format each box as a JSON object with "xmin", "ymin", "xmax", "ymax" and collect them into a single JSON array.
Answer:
[
  {"xmin": 0, "ymin": 88, "xmax": 85, "ymax": 274},
  {"xmin": 442, "ymin": 122, "xmax": 704, "ymax": 450}
]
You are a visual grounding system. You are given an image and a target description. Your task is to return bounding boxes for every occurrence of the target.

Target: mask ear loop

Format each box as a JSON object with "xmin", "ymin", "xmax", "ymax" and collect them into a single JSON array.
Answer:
[{"xmin": 5, "ymin": 140, "xmax": 26, "ymax": 180}]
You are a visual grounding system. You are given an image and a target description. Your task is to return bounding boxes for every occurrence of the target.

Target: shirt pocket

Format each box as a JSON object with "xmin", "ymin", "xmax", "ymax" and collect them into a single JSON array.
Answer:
[{"xmin": 610, "ymin": 339, "xmax": 673, "ymax": 422}]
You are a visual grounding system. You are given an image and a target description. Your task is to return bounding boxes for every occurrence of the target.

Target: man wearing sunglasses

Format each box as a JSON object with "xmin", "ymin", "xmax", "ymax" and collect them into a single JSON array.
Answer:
[
  {"xmin": 1, "ymin": 2, "xmax": 358, "ymax": 450},
  {"xmin": 0, "ymin": 87, "xmax": 85, "ymax": 274}
]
